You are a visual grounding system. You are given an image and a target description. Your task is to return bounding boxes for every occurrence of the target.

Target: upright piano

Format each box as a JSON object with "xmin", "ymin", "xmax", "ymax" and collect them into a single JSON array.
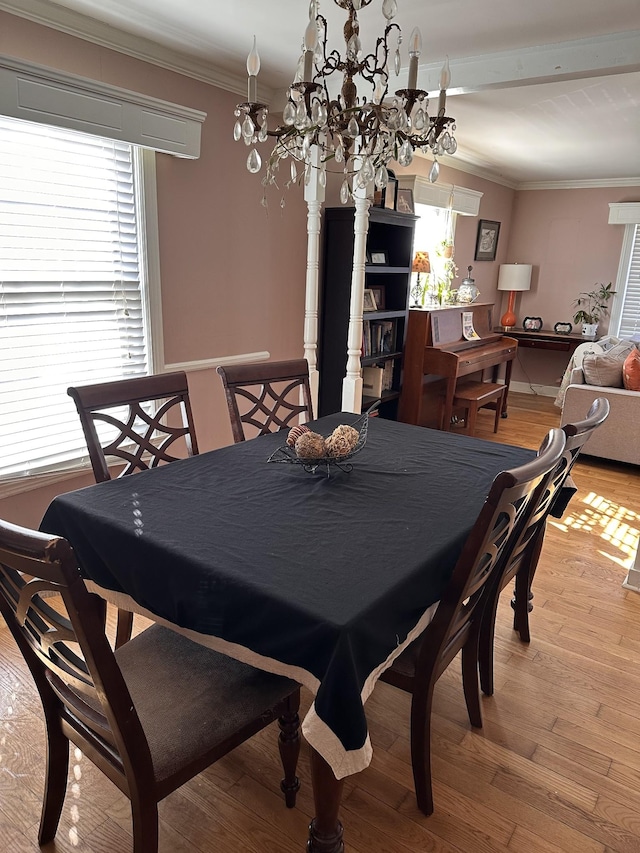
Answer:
[{"xmin": 398, "ymin": 303, "xmax": 517, "ymax": 429}]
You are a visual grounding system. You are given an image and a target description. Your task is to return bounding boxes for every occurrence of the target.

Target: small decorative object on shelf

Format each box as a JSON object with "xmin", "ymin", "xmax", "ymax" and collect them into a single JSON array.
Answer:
[
  {"xmin": 554, "ymin": 322, "xmax": 573, "ymax": 334},
  {"xmin": 363, "ymin": 289, "xmax": 378, "ymax": 312},
  {"xmin": 396, "ymin": 188, "xmax": 415, "ymax": 214},
  {"xmin": 369, "ymin": 286, "xmax": 385, "ymax": 310},
  {"xmin": 457, "ymin": 266, "xmax": 479, "ymax": 304},
  {"xmin": 410, "ymin": 250, "xmax": 431, "ymax": 307},
  {"xmin": 523, "ymin": 316, "xmax": 543, "ymax": 332},
  {"xmin": 384, "ymin": 174, "xmax": 398, "ymax": 210},
  {"xmin": 267, "ymin": 404, "xmax": 378, "ymax": 476},
  {"xmin": 370, "ymin": 250, "xmax": 388, "ymax": 265}
]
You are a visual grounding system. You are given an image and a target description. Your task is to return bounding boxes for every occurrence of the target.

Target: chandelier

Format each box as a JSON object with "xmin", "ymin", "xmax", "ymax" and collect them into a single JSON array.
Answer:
[{"xmin": 233, "ymin": 0, "xmax": 457, "ymax": 206}]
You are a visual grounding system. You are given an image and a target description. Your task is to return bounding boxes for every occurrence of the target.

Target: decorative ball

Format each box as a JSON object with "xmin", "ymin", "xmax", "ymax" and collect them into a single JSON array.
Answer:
[
  {"xmin": 325, "ymin": 424, "xmax": 359, "ymax": 457},
  {"xmin": 295, "ymin": 431, "xmax": 327, "ymax": 459},
  {"xmin": 286, "ymin": 424, "xmax": 311, "ymax": 447}
]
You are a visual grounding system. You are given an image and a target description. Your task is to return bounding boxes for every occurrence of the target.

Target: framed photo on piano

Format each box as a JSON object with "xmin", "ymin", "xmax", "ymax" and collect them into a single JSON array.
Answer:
[{"xmin": 474, "ymin": 219, "xmax": 501, "ymax": 261}]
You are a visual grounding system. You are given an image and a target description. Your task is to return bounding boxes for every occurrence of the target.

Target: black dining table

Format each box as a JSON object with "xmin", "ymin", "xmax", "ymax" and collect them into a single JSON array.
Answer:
[{"xmin": 41, "ymin": 413, "xmax": 534, "ymax": 851}]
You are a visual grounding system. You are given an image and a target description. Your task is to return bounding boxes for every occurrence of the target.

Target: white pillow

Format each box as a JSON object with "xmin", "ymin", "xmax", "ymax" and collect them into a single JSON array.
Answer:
[{"xmin": 573, "ymin": 342, "xmax": 603, "ymax": 369}]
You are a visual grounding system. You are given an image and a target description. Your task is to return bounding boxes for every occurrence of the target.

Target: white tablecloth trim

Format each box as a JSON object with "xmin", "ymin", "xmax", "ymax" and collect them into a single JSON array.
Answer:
[{"xmin": 86, "ymin": 581, "xmax": 439, "ymax": 778}]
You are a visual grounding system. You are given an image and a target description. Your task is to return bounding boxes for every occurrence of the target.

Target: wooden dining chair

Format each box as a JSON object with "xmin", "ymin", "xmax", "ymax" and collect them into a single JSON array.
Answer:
[
  {"xmin": 217, "ymin": 359, "xmax": 313, "ymax": 443},
  {"xmin": 67, "ymin": 371, "xmax": 199, "ymax": 483},
  {"xmin": 68, "ymin": 371, "xmax": 199, "ymax": 647},
  {"xmin": 478, "ymin": 396, "xmax": 610, "ymax": 696},
  {"xmin": 0, "ymin": 519, "xmax": 300, "ymax": 853},
  {"xmin": 379, "ymin": 427, "xmax": 566, "ymax": 816}
]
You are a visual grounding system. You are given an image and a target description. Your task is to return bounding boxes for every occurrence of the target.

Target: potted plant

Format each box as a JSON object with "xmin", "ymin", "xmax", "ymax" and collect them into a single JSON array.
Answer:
[{"xmin": 572, "ymin": 282, "xmax": 614, "ymax": 337}]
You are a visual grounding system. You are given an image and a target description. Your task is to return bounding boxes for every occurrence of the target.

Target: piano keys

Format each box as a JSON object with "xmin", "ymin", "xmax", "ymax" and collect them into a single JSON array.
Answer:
[{"xmin": 398, "ymin": 303, "xmax": 518, "ymax": 430}]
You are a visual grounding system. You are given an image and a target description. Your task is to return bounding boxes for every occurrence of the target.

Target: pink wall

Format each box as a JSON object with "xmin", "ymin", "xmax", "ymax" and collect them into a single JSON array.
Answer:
[
  {"xmin": 506, "ymin": 187, "xmax": 633, "ymax": 386},
  {"xmin": 0, "ymin": 11, "xmax": 308, "ymax": 526}
]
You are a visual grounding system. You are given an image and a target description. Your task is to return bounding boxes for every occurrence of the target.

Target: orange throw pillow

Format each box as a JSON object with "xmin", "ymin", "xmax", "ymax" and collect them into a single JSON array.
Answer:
[{"xmin": 622, "ymin": 348, "xmax": 640, "ymax": 391}]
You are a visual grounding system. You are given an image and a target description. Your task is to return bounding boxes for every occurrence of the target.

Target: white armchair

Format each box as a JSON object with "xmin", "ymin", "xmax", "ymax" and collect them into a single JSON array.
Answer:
[{"xmin": 560, "ymin": 364, "xmax": 640, "ymax": 466}]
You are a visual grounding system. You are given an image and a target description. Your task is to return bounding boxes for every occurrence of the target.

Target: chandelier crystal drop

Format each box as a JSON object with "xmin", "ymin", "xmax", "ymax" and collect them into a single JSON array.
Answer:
[{"xmin": 233, "ymin": 0, "xmax": 457, "ymax": 204}]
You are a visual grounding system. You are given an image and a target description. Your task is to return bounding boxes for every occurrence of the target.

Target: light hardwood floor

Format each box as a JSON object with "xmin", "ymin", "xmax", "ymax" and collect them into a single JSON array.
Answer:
[{"xmin": 1, "ymin": 392, "xmax": 639, "ymax": 852}]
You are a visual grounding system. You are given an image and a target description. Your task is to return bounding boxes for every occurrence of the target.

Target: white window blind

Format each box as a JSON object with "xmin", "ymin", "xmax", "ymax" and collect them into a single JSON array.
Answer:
[
  {"xmin": 0, "ymin": 116, "xmax": 149, "ymax": 479},
  {"xmin": 618, "ymin": 224, "xmax": 640, "ymax": 340}
]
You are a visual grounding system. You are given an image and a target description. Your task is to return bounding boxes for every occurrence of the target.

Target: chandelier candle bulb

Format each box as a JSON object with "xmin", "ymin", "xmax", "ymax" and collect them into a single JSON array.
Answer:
[
  {"xmin": 246, "ymin": 36, "xmax": 260, "ymax": 103},
  {"xmin": 438, "ymin": 57, "xmax": 450, "ymax": 113},
  {"xmin": 303, "ymin": 16, "xmax": 318, "ymax": 81},
  {"xmin": 407, "ymin": 27, "xmax": 422, "ymax": 90}
]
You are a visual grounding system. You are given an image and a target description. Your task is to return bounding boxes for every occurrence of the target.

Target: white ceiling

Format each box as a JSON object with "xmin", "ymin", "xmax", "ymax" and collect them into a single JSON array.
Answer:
[{"xmin": 3, "ymin": 0, "xmax": 640, "ymax": 187}]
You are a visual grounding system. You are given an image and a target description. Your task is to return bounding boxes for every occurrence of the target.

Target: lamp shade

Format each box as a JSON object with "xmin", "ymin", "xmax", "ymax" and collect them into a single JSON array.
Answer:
[
  {"xmin": 412, "ymin": 251, "xmax": 431, "ymax": 274},
  {"xmin": 497, "ymin": 264, "xmax": 532, "ymax": 292}
]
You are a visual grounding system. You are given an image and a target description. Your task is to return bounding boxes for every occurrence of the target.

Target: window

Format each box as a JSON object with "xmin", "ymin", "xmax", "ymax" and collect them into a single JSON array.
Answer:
[
  {"xmin": 612, "ymin": 224, "xmax": 640, "ymax": 340},
  {"xmin": 0, "ymin": 116, "xmax": 152, "ymax": 481},
  {"xmin": 413, "ymin": 203, "xmax": 458, "ymax": 303}
]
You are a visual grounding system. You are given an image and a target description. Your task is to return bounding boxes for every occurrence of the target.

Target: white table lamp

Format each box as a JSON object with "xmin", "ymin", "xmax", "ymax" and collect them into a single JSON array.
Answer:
[{"xmin": 497, "ymin": 264, "xmax": 532, "ymax": 330}]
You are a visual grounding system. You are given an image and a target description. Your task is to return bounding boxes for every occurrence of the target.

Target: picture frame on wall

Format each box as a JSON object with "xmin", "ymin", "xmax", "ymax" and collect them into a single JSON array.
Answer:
[{"xmin": 474, "ymin": 219, "xmax": 501, "ymax": 261}]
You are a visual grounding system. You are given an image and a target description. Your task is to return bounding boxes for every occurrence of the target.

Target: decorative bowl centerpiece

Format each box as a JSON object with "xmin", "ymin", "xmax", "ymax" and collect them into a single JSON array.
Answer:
[{"xmin": 267, "ymin": 403, "xmax": 377, "ymax": 476}]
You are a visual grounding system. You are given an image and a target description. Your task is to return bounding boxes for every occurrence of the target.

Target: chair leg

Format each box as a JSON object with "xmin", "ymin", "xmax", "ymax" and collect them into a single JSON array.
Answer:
[
  {"xmin": 278, "ymin": 691, "xmax": 301, "ymax": 808},
  {"xmin": 478, "ymin": 584, "xmax": 502, "ymax": 697},
  {"xmin": 115, "ymin": 609, "xmax": 134, "ymax": 648},
  {"xmin": 409, "ymin": 685, "xmax": 436, "ymax": 816},
  {"xmin": 513, "ymin": 529, "xmax": 544, "ymax": 642},
  {"xmin": 461, "ymin": 628, "xmax": 483, "ymax": 728},
  {"xmin": 131, "ymin": 795, "xmax": 158, "ymax": 853},
  {"xmin": 38, "ymin": 723, "xmax": 69, "ymax": 845}
]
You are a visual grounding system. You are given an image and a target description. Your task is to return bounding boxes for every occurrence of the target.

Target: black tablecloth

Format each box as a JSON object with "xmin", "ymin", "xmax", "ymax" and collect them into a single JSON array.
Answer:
[{"xmin": 41, "ymin": 415, "xmax": 533, "ymax": 776}]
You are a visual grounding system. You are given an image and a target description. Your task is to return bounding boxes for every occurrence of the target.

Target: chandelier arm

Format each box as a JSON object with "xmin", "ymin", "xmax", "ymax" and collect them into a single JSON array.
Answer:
[{"xmin": 359, "ymin": 23, "xmax": 400, "ymax": 87}]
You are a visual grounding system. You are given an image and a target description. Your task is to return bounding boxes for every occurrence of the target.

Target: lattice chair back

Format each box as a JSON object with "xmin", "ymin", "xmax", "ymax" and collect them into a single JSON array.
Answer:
[
  {"xmin": 217, "ymin": 359, "xmax": 313, "ymax": 443},
  {"xmin": 68, "ymin": 371, "xmax": 199, "ymax": 483},
  {"xmin": 0, "ymin": 519, "xmax": 301, "ymax": 852},
  {"xmin": 479, "ymin": 398, "xmax": 610, "ymax": 695},
  {"xmin": 424, "ymin": 427, "xmax": 566, "ymax": 673},
  {"xmin": 380, "ymin": 427, "xmax": 566, "ymax": 816},
  {"xmin": 0, "ymin": 523, "xmax": 151, "ymax": 780}
]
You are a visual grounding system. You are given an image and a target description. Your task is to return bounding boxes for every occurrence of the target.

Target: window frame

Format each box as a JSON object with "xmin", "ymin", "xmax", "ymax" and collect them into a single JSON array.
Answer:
[
  {"xmin": 608, "ymin": 222, "xmax": 640, "ymax": 340},
  {"xmin": 0, "ymin": 137, "xmax": 163, "ymax": 500}
]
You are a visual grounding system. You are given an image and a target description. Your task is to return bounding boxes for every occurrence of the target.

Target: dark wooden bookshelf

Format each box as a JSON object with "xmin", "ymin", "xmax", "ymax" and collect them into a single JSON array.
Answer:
[{"xmin": 318, "ymin": 206, "xmax": 417, "ymax": 419}]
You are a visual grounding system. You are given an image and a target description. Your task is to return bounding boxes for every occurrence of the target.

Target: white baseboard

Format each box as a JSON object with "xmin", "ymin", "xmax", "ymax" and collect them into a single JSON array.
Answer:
[{"xmin": 509, "ymin": 381, "xmax": 559, "ymax": 398}]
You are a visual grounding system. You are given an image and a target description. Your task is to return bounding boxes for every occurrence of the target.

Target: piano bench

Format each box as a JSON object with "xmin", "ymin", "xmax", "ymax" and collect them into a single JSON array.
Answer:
[{"xmin": 453, "ymin": 382, "xmax": 506, "ymax": 436}]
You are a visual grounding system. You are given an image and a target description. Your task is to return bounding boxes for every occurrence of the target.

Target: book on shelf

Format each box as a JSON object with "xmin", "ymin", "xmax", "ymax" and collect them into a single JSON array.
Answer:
[
  {"xmin": 362, "ymin": 319, "xmax": 397, "ymax": 357},
  {"xmin": 382, "ymin": 361, "xmax": 394, "ymax": 392}
]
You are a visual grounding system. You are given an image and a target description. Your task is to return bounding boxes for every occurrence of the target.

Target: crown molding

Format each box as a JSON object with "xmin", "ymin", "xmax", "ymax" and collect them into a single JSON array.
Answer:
[
  {"xmin": 0, "ymin": 0, "xmax": 267, "ymax": 101},
  {"xmin": 427, "ymin": 154, "xmax": 640, "ymax": 192},
  {"xmin": 437, "ymin": 152, "xmax": 519, "ymax": 190},
  {"xmin": 517, "ymin": 177, "xmax": 640, "ymax": 191}
]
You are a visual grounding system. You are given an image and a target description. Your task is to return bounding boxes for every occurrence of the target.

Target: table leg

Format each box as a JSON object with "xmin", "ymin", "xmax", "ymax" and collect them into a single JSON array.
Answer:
[{"xmin": 307, "ymin": 748, "xmax": 345, "ymax": 853}]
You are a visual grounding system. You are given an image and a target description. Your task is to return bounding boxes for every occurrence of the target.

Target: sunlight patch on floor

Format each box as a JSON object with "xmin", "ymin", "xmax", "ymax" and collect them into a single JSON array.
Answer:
[{"xmin": 550, "ymin": 491, "xmax": 639, "ymax": 570}]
